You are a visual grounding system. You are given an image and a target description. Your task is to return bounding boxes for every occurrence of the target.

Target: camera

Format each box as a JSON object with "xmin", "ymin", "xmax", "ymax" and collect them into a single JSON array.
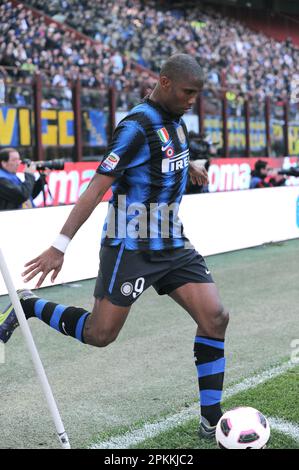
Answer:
[
  {"xmin": 188, "ymin": 132, "xmax": 218, "ymax": 160},
  {"xmin": 278, "ymin": 167, "xmax": 299, "ymax": 177},
  {"xmin": 23, "ymin": 158, "xmax": 65, "ymax": 171},
  {"xmin": 194, "ymin": 139, "xmax": 210, "ymax": 157}
]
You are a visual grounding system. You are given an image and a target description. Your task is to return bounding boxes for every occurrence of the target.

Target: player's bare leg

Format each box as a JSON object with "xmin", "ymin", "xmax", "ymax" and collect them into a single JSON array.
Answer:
[
  {"xmin": 170, "ymin": 282, "xmax": 228, "ymax": 337},
  {"xmin": 83, "ymin": 297, "xmax": 131, "ymax": 347},
  {"xmin": 170, "ymin": 282, "xmax": 229, "ymax": 437},
  {"xmin": 0, "ymin": 290, "xmax": 131, "ymax": 347}
]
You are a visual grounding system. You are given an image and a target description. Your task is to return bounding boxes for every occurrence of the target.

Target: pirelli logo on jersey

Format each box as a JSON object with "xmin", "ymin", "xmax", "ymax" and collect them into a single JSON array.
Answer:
[{"xmin": 161, "ymin": 149, "xmax": 189, "ymax": 173}]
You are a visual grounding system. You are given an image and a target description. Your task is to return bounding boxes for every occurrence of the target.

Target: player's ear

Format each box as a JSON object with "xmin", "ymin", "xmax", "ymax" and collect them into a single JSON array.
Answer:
[{"xmin": 160, "ymin": 75, "xmax": 172, "ymax": 91}]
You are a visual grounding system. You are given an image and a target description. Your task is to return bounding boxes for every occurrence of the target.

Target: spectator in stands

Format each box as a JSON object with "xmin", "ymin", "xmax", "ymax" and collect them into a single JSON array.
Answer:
[
  {"xmin": 1, "ymin": 1, "xmax": 298, "ymax": 110},
  {"xmin": 0, "ymin": 71, "xmax": 5, "ymax": 105},
  {"xmin": 0, "ymin": 148, "xmax": 46, "ymax": 210}
]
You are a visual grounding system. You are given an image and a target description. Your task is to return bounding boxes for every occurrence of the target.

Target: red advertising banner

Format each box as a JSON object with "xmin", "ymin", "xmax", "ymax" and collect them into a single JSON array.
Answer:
[
  {"xmin": 28, "ymin": 157, "xmax": 299, "ymax": 207},
  {"xmin": 208, "ymin": 156, "xmax": 299, "ymax": 192},
  {"xmin": 29, "ymin": 162, "xmax": 111, "ymax": 207}
]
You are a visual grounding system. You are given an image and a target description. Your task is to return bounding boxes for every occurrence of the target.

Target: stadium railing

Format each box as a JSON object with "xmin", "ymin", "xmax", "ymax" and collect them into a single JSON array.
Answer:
[{"xmin": 0, "ymin": 73, "xmax": 298, "ymax": 161}]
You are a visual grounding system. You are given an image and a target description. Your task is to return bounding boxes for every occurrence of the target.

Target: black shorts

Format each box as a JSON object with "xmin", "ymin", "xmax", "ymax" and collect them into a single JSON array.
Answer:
[{"xmin": 94, "ymin": 245, "xmax": 214, "ymax": 307}]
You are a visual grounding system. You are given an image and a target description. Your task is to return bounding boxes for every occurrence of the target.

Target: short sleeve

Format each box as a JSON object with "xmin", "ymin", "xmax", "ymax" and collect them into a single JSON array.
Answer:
[{"xmin": 97, "ymin": 119, "xmax": 146, "ymax": 178}]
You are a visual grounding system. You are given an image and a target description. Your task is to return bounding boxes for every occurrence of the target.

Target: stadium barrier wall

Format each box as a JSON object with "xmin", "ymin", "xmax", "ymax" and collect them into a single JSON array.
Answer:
[{"xmin": 1, "ymin": 186, "xmax": 299, "ymax": 296}]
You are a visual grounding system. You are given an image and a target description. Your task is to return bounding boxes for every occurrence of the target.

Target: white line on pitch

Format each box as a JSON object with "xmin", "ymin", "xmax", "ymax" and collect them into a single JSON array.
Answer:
[
  {"xmin": 89, "ymin": 360, "xmax": 296, "ymax": 449},
  {"xmin": 268, "ymin": 417, "xmax": 299, "ymax": 443}
]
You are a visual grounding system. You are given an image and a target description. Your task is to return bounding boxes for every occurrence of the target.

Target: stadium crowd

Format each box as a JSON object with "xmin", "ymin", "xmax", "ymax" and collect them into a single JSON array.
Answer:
[
  {"xmin": 0, "ymin": 1, "xmax": 155, "ymax": 109},
  {"xmin": 0, "ymin": 0, "xmax": 299, "ymax": 108}
]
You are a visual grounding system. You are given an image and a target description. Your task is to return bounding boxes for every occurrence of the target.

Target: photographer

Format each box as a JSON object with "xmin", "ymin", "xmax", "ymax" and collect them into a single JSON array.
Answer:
[
  {"xmin": 0, "ymin": 148, "xmax": 47, "ymax": 210},
  {"xmin": 187, "ymin": 132, "xmax": 213, "ymax": 194},
  {"xmin": 250, "ymin": 160, "xmax": 286, "ymax": 189}
]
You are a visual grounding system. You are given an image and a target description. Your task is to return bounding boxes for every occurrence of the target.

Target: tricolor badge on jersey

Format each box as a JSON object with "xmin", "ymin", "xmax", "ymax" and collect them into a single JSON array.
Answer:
[
  {"xmin": 156, "ymin": 127, "xmax": 170, "ymax": 144},
  {"xmin": 177, "ymin": 125, "xmax": 186, "ymax": 145},
  {"xmin": 100, "ymin": 152, "xmax": 120, "ymax": 171}
]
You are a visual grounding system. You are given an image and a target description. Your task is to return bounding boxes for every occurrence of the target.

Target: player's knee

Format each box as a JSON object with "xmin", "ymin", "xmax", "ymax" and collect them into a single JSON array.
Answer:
[
  {"xmin": 206, "ymin": 306, "xmax": 229, "ymax": 337},
  {"xmin": 219, "ymin": 307, "xmax": 229, "ymax": 329}
]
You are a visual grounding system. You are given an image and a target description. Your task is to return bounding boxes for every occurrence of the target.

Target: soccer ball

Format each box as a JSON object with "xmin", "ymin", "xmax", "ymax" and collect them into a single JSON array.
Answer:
[{"xmin": 215, "ymin": 406, "xmax": 270, "ymax": 449}]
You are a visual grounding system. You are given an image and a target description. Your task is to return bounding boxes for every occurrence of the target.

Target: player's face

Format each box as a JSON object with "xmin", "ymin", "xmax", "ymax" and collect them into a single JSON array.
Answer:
[
  {"xmin": 161, "ymin": 75, "xmax": 203, "ymax": 116},
  {"xmin": 2, "ymin": 151, "xmax": 21, "ymax": 174}
]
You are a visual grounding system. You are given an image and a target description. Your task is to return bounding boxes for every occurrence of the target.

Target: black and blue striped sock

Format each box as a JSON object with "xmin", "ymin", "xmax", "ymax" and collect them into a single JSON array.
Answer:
[
  {"xmin": 20, "ymin": 297, "xmax": 90, "ymax": 343},
  {"xmin": 194, "ymin": 335, "xmax": 226, "ymax": 426}
]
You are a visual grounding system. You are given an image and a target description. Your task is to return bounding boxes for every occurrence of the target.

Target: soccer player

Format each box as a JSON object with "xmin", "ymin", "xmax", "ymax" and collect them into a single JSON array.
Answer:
[{"xmin": 0, "ymin": 54, "xmax": 229, "ymax": 438}]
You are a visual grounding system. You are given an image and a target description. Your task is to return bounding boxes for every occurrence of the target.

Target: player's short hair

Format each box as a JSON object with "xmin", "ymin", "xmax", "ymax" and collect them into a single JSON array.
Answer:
[
  {"xmin": 160, "ymin": 54, "xmax": 204, "ymax": 86},
  {"xmin": 0, "ymin": 148, "xmax": 17, "ymax": 168}
]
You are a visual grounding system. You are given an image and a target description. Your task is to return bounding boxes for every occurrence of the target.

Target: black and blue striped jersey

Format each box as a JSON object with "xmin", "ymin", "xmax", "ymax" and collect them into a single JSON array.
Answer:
[{"xmin": 97, "ymin": 97, "xmax": 190, "ymax": 250}]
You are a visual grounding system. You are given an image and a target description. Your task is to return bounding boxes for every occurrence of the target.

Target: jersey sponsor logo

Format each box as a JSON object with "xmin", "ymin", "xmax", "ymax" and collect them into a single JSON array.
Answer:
[
  {"xmin": 100, "ymin": 152, "xmax": 120, "ymax": 171},
  {"xmin": 161, "ymin": 149, "xmax": 189, "ymax": 173},
  {"xmin": 177, "ymin": 125, "xmax": 186, "ymax": 145},
  {"xmin": 157, "ymin": 127, "xmax": 170, "ymax": 144}
]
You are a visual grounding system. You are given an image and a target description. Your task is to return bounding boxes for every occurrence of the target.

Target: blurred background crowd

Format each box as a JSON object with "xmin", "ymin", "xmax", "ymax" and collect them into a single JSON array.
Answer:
[{"xmin": 1, "ymin": 0, "xmax": 298, "ymax": 110}]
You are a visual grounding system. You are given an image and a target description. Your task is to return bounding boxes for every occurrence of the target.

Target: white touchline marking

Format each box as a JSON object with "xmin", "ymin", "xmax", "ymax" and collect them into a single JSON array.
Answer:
[
  {"xmin": 222, "ymin": 361, "xmax": 295, "ymax": 399},
  {"xmin": 89, "ymin": 361, "xmax": 296, "ymax": 449},
  {"xmin": 268, "ymin": 417, "xmax": 299, "ymax": 443}
]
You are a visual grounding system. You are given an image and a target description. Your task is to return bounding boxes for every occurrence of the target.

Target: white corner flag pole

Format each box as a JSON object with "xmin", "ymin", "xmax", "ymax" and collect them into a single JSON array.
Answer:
[{"xmin": 0, "ymin": 249, "xmax": 71, "ymax": 449}]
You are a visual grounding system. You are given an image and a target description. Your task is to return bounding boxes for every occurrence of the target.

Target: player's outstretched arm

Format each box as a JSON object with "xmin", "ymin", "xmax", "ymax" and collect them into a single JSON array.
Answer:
[{"xmin": 22, "ymin": 173, "xmax": 115, "ymax": 288}]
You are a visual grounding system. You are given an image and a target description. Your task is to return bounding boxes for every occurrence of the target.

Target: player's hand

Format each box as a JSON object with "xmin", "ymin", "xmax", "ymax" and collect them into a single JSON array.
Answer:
[
  {"xmin": 22, "ymin": 247, "xmax": 64, "ymax": 288},
  {"xmin": 189, "ymin": 160, "xmax": 209, "ymax": 186}
]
